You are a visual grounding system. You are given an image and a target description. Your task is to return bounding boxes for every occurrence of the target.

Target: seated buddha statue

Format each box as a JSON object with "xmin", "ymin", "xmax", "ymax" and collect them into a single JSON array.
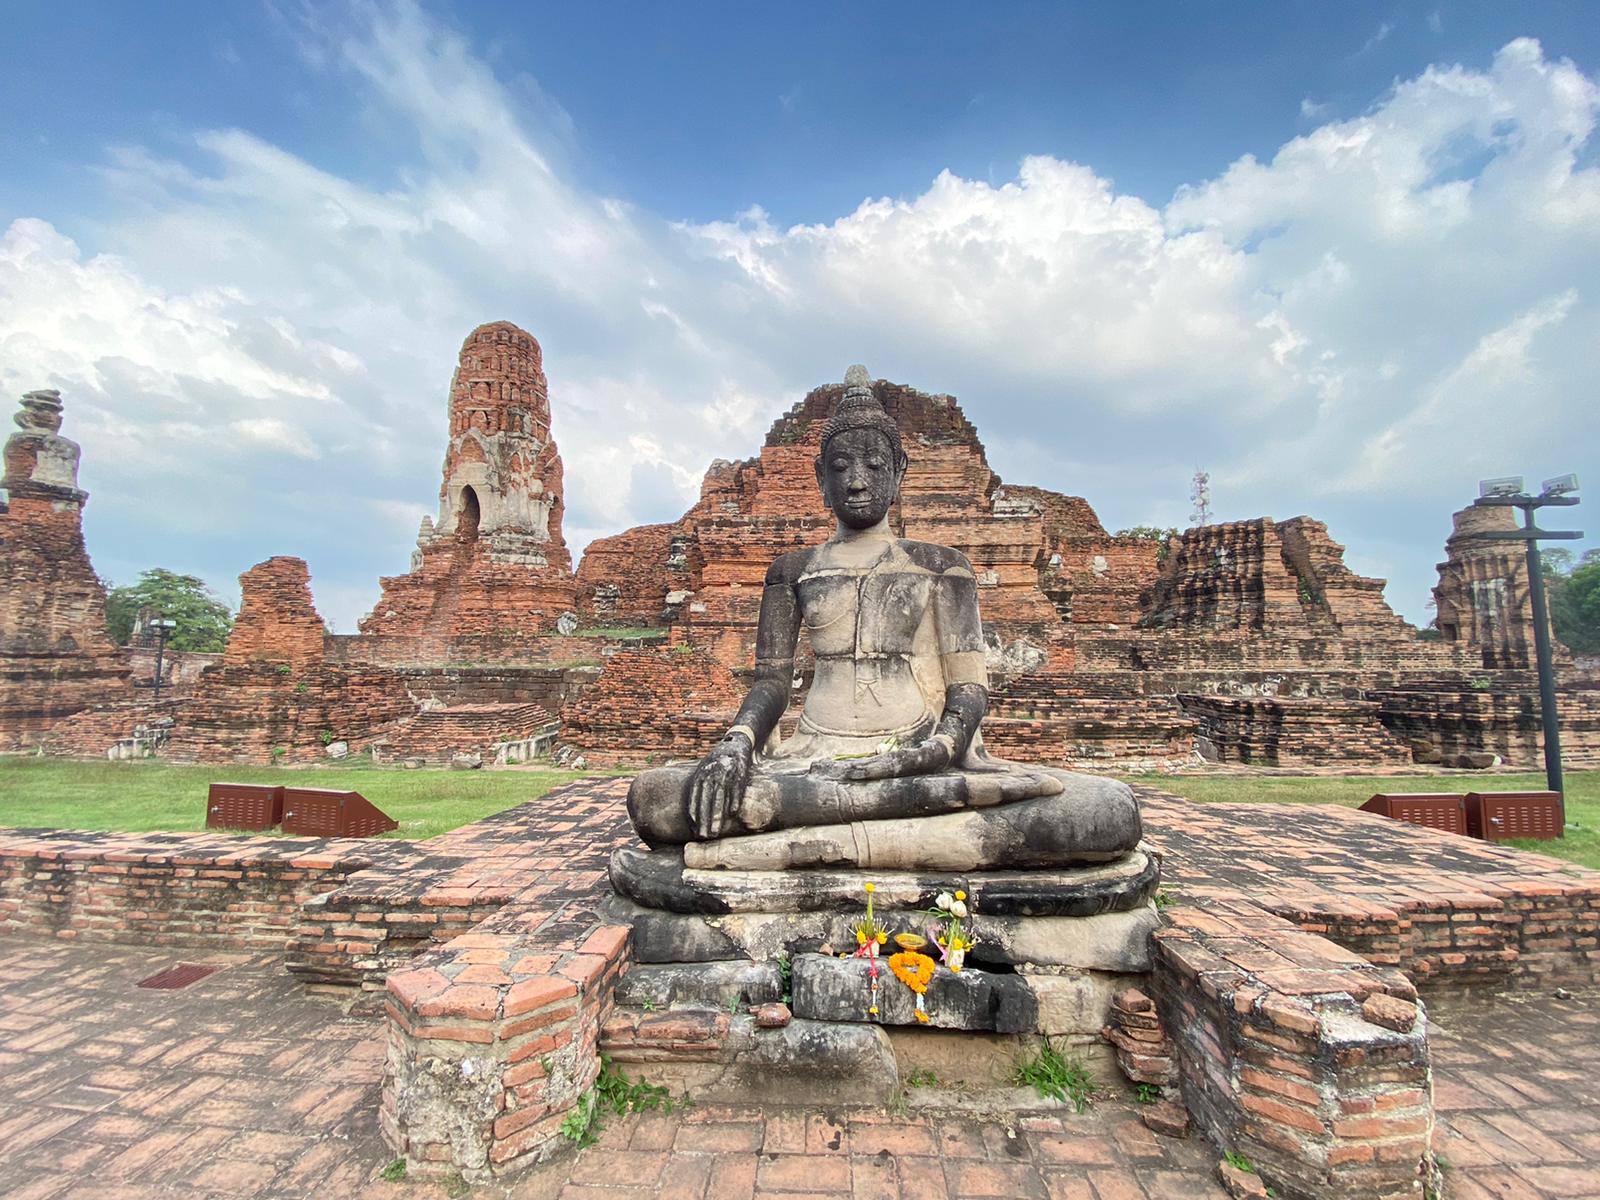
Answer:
[{"xmin": 624, "ymin": 367, "xmax": 1141, "ymax": 874}]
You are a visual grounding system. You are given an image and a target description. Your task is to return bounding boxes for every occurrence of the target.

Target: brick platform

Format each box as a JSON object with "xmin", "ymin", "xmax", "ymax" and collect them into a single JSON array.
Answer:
[
  {"xmin": 5, "ymin": 779, "xmax": 1600, "ymax": 1192},
  {"xmin": 1140, "ymin": 789, "xmax": 1600, "ymax": 989}
]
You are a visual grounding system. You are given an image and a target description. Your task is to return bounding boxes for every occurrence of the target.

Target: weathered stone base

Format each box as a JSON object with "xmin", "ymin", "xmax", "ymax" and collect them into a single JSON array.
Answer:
[
  {"xmin": 606, "ymin": 892, "xmax": 1159, "ymax": 973},
  {"xmin": 601, "ymin": 1011, "xmax": 901, "ymax": 1106}
]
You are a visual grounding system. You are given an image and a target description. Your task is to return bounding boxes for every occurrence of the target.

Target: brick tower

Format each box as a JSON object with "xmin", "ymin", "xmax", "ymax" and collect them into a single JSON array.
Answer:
[
  {"xmin": 0, "ymin": 390, "xmax": 131, "ymax": 747},
  {"xmin": 360, "ymin": 322, "xmax": 577, "ymax": 654}
]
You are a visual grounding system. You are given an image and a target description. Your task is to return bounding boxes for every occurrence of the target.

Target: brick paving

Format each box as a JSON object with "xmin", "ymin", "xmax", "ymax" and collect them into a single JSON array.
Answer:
[{"xmin": 0, "ymin": 937, "xmax": 1596, "ymax": 1197}]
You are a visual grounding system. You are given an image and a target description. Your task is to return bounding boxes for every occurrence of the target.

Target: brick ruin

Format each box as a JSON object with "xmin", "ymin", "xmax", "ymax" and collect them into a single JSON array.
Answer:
[
  {"xmin": 566, "ymin": 374, "xmax": 1599, "ymax": 771},
  {"xmin": 5, "ymin": 347, "xmax": 1595, "ymax": 771},
  {"xmin": 358, "ymin": 321, "xmax": 577, "ymax": 661},
  {"xmin": 17, "ymin": 323, "xmax": 595, "ymax": 765},
  {"xmin": 0, "ymin": 391, "xmax": 130, "ymax": 749}
]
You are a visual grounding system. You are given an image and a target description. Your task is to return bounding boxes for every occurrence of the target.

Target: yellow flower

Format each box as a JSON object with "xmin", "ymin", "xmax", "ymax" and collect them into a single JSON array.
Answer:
[
  {"xmin": 869, "ymin": 1006, "xmax": 879, "ymax": 1015},
  {"xmin": 954, "ymin": 890, "xmax": 966, "ymax": 902},
  {"xmin": 914, "ymin": 1010, "xmax": 930, "ymax": 1023},
  {"xmin": 864, "ymin": 882, "xmax": 875, "ymax": 894},
  {"xmin": 856, "ymin": 930, "xmax": 868, "ymax": 946},
  {"xmin": 876, "ymin": 932, "xmax": 888, "ymax": 944}
]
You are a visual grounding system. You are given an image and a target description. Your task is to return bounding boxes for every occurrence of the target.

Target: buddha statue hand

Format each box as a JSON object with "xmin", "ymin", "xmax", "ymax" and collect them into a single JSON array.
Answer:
[
  {"xmin": 810, "ymin": 735, "xmax": 954, "ymax": 782},
  {"xmin": 687, "ymin": 730, "xmax": 755, "ymax": 839}
]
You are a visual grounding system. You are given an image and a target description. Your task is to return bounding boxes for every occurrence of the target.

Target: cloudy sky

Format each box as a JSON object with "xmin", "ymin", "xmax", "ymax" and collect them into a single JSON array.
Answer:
[{"xmin": 2, "ymin": 1, "xmax": 1596, "ymax": 630}]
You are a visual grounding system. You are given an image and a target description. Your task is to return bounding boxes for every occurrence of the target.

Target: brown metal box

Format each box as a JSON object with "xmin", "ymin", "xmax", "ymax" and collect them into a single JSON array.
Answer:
[
  {"xmin": 205, "ymin": 783, "xmax": 284, "ymax": 831},
  {"xmin": 1358, "ymin": 793, "xmax": 1468, "ymax": 837},
  {"xmin": 281, "ymin": 788, "xmax": 398, "ymax": 838},
  {"xmin": 1464, "ymin": 791, "xmax": 1564, "ymax": 841}
]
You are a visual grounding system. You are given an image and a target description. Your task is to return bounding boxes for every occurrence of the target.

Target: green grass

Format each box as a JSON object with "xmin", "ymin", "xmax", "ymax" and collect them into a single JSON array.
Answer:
[
  {"xmin": 0, "ymin": 757, "xmax": 624, "ymax": 841},
  {"xmin": 1124, "ymin": 770, "xmax": 1600, "ymax": 870}
]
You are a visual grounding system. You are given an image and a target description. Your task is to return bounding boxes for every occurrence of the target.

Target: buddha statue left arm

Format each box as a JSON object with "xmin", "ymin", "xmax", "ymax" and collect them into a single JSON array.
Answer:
[{"xmin": 686, "ymin": 551, "xmax": 803, "ymax": 839}]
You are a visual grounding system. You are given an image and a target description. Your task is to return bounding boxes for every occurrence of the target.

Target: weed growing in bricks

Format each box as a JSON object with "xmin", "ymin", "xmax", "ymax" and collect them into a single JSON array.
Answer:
[
  {"xmin": 905, "ymin": 1068, "xmax": 941, "ymax": 1088},
  {"xmin": 379, "ymin": 1158, "xmax": 407, "ymax": 1183},
  {"xmin": 1012, "ymin": 1040, "xmax": 1095, "ymax": 1112},
  {"xmin": 275, "ymin": 664, "xmax": 293, "ymax": 676},
  {"xmin": 596, "ymin": 1055, "xmax": 674, "ymax": 1116},
  {"xmin": 561, "ymin": 1057, "xmax": 676, "ymax": 1147},
  {"xmin": 1134, "ymin": 1083, "xmax": 1162, "ymax": 1104},
  {"xmin": 318, "ymin": 729, "xmax": 335, "ymax": 745},
  {"xmin": 1154, "ymin": 887, "xmax": 1177, "ymax": 910},
  {"xmin": 558, "ymin": 1089, "xmax": 602, "ymax": 1148},
  {"xmin": 776, "ymin": 952, "xmax": 793, "ymax": 1004}
]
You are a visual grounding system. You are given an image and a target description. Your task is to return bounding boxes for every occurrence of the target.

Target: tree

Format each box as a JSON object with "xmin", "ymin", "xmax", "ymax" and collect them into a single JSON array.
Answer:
[
  {"xmin": 105, "ymin": 569, "xmax": 234, "ymax": 652},
  {"xmin": 1542, "ymin": 550, "xmax": 1600, "ymax": 656}
]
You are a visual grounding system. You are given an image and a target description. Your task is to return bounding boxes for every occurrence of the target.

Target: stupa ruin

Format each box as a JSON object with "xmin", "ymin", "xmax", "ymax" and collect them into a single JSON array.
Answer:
[{"xmin": 0, "ymin": 390, "xmax": 130, "ymax": 749}]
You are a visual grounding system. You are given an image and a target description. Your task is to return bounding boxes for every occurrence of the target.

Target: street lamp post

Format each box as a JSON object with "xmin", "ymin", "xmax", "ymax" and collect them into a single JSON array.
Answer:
[
  {"xmin": 149, "ymin": 618, "xmax": 177, "ymax": 702},
  {"xmin": 1464, "ymin": 474, "xmax": 1582, "ymax": 798}
]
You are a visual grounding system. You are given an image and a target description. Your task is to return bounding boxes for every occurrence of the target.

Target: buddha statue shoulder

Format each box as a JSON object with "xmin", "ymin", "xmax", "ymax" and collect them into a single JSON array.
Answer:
[{"xmin": 624, "ymin": 367, "xmax": 1141, "ymax": 873}]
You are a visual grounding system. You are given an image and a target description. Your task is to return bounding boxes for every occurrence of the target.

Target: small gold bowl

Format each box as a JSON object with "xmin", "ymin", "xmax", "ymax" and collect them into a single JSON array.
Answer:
[{"xmin": 893, "ymin": 932, "xmax": 928, "ymax": 951}]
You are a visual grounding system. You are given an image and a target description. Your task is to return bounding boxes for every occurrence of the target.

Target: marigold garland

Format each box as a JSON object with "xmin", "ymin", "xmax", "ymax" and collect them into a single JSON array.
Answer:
[
  {"xmin": 888, "ymin": 950, "xmax": 937, "ymax": 1023},
  {"xmin": 888, "ymin": 951, "xmax": 935, "ymax": 992}
]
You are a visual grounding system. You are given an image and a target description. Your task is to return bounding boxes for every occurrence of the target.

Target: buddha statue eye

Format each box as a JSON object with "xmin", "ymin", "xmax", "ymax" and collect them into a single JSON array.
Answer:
[
  {"xmin": 866, "ymin": 458, "xmax": 885, "ymax": 470},
  {"xmin": 830, "ymin": 457, "xmax": 850, "ymax": 472}
]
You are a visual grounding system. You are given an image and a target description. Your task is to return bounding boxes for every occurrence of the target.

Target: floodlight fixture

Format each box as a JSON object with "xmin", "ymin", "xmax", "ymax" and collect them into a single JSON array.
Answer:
[
  {"xmin": 1478, "ymin": 476, "xmax": 1525, "ymax": 499},
  {"xmin": 1541, "ymin": 473, "xmax": 1580, "ymax": 498}
]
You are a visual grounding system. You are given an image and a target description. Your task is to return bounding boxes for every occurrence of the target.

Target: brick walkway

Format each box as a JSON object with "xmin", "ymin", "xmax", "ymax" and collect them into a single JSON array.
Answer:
[{"xmin": 0, "ymin": 938, "xmax": 1596, "ymax": 1198}]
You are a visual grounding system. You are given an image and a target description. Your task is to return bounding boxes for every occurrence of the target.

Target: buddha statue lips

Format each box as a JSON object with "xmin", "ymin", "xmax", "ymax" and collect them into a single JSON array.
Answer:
[{"xmin": 622, "ymin": 366, "xmax": 1142, "ymax": 873}]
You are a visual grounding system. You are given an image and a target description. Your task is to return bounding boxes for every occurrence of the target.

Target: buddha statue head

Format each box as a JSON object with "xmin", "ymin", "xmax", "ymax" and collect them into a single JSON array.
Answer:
[{"xmin": 815, "ymin": 365, "xmax": 908, "ymax": 530}]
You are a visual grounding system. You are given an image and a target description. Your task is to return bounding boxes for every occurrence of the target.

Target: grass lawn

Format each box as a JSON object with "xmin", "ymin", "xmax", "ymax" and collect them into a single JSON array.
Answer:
[
  {"xmin": 0, "ymin": 758, "xmax": 627, "ymax": 842},
  {"xmin": 1124, "ymin": 770, "xmax": 1600, "ymax": 871}
]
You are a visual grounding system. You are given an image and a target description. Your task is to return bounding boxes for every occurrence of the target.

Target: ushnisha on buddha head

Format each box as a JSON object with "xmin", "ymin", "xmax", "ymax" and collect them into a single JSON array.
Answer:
[{"xmin": 814, "ymin": 365, "xmax": 909, "ymax": 531}]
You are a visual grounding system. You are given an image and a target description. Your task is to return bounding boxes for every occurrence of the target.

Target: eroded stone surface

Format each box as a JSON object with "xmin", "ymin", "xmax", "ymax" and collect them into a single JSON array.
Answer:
[
  {"xmin": 791, "ymin": 953, "xmax": 1038, "ymax": 1033},
  {"xmin": 605, "ymin": 894, "xmax": 1159, "ymax": 972},
  {"xmin": 613, "ymin": 960, "xmax": 782, "ymax": 1010},
  {"xmin": 609, "ymin": 844, "xmax": 1159, "ymax": 917}
]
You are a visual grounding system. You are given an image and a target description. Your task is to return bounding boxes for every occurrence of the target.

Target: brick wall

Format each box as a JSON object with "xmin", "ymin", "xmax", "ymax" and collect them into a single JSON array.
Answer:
[
  {"xmin": 0, "ymin": 829, "xmax": 402, "ymax": 950},
  {"xmin": 1177, "ymin": 695, "xmax": 1413, "ymax": 768},
  {"xmin": 559, "ymin": 643, "xmax": 742, "ymax": 764},
  {"xmin": 1150, "ymin": 900, "xmax": 1433, "ymax": 1200}
]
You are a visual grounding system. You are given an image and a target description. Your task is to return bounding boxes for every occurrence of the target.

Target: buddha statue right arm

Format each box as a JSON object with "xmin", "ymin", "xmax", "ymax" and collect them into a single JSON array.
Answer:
[{"xmin": 686, "ymin": 553, "xmax": 802, "ymax": 839}]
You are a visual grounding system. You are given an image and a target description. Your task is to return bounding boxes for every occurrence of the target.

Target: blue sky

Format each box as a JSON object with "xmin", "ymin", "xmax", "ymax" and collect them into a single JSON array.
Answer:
[{"xmin": 2, "ymin": 1, "xmax": 1596, "ymax": 629}]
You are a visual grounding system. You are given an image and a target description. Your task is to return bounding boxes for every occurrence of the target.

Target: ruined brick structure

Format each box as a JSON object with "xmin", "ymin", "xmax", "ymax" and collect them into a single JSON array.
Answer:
[
  {"xmin": 0, "ymin": 391, "xmax": 130, "ymax": 748},
  {"xmin": 360, "ymin": 321, "xmax": 577, "ymax": 657},
  {"xmin": 1432, "ymin": 504, "xmax": 1538, "ymax": 669},
  {"xmin": 48, "ymin": 557, "xmax": 420, "ymax": 764},
  {"xmin": 569, "ymin": 374, "xmax": 1595, "ymax": 770}
]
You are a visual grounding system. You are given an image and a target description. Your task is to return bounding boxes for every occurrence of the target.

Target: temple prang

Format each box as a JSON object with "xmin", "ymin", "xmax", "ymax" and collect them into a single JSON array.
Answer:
[{"xmin": 359, "ymin": 321, "xmax": 577, "ymax": 654}]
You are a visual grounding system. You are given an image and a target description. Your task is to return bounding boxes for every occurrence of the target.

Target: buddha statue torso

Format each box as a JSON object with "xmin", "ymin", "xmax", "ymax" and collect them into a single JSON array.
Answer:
[{"xmin": 771, "ymin": 531, "xmax": 986, "ymax": 759}]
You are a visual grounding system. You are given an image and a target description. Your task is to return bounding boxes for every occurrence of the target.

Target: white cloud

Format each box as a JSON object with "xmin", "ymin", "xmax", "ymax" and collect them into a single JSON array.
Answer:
[{"xmin": 2, "ymin": 9, "xmax": 1596, "ymax": 629}]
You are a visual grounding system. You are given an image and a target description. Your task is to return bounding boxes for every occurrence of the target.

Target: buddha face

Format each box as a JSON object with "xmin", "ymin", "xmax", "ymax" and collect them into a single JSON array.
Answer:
[{"xmin": 816, "ymin": 427, "xmax": 906, "ymax": 530}]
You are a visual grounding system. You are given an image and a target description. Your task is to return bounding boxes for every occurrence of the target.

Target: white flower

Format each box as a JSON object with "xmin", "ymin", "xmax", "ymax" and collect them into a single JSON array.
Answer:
[
  {"xmin": 935, "ymin": 892, "xmax": 954, "ymax": 911},
  {"xmin": 950, "ymin": 900, "xmax": 969, "ymax": 920}
]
